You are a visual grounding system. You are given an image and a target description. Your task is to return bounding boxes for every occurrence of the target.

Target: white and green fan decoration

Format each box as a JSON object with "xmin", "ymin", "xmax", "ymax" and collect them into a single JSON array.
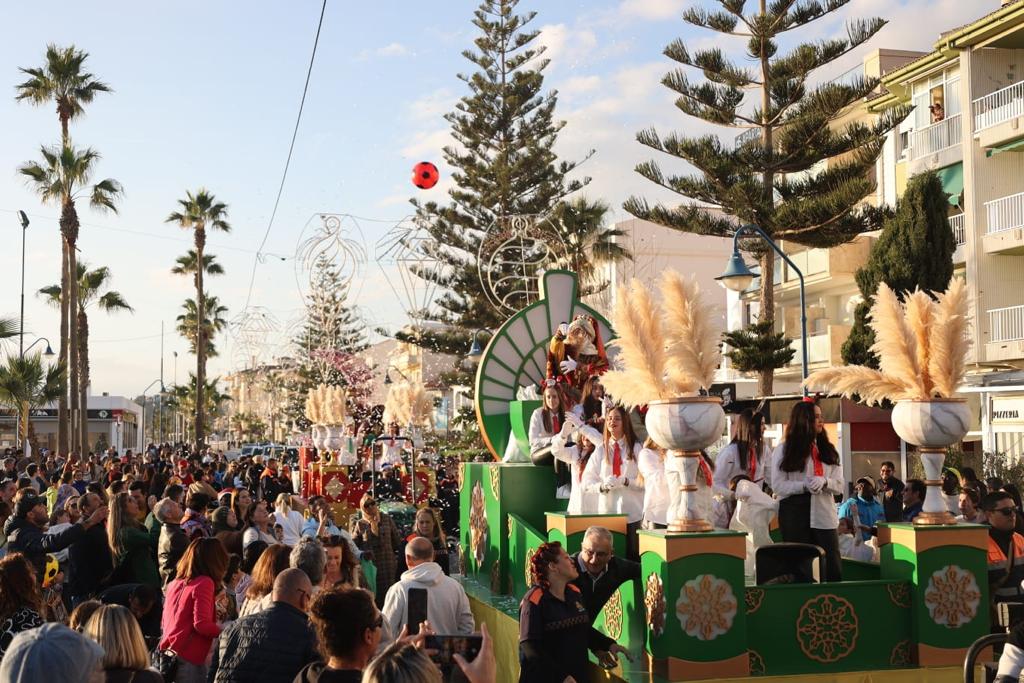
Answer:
[{"xmin": 474, "ymin": 270, "xmax": 615, "ymax": 459}]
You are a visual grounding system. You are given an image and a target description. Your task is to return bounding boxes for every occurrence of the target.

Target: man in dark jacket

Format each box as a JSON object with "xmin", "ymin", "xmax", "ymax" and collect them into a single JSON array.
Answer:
[
  {"xmin": 67, "ymin": 492, "xmax": 113, "ymax": 604},
  {"xmin": 211, "ymin": 568, "xmax": 319, "ymax": 683},
  {"xmin": 569, "ymin": 526, "xmax": 640, "ymax": 622},
  {"xmin": 5, "ymin": 488, "xmax": 107, "ymax": 580},
  {"xmin": 154, "ymin": 497, "xmax": 188, "ymax": 585}
]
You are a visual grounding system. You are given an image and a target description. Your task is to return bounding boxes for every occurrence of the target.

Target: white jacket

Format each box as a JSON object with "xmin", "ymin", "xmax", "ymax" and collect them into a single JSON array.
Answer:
[
  {"xmin": 528, "ymin": 407, "xmax": 558, "ymax": 453},
  {"xmin": 770, "ymin": 442, "xmax": 843, "ymax": 530},
  {"xmin": 551, "ymin": 423, "xmax": 602, "ymax": 514},
  {"xmin": 712, "ymin": 442, "xmax": 773, "ymax": 499},
  {"xmin": 382, "ymin": 562, "xmax": 475, "ymax": 637},
  {"xmin": 588, "ymin": 438, "xmax": 644, "ymax": 523},
  {"xmin": 637, "ymin": 448, "xmax": 669, "ymax": 526}
]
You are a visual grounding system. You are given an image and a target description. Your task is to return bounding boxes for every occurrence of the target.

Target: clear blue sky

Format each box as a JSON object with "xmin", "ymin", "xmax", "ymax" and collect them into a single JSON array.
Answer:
[{"xmin": 0, "ymin": 0, "xmax": 980, "ymax": 396}]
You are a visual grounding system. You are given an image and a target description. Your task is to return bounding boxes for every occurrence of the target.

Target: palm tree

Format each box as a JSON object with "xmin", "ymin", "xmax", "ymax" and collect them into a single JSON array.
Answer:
[
  {"xmin": 20, "ymin": 144, "xmax": 121, "ymax": 453},
  {"xmin": 549, "ymin": 197, "xmax": 632, "ymax": 294},
  {"xmin": 16, "ymin": 44, "xmax": 111, "ymax": 456},
  {"xmin": 171, "ymin": 250, "xmax": 225, "ymax": 278},
  {"xmin": 0, "ymin": 353, "xmax": 63, "ymax": 449},
  {"xmin": 166, "ymin": 190, "xmax": 230, "ymax": 449},
  {"xmin": 0, "ymin": 318, "xmax": 18, "ymax": 348},
  {"xmin": 176, "ymin": 296, "xmax": 228, "ymax": 358},
  {"xmin": 39, "ymin": 262, "xmax": 133, "ymax": 447},
  {"xmin": 167, "ymin": 374, "xmax": 231, "ymax": 442}
]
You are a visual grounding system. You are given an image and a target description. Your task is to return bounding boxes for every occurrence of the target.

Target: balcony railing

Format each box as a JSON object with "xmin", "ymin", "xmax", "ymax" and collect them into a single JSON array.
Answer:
[
  {"xmin": 990, "ymin": 305, "xmax": 1024, "ymax": 343},
  {"xmin": 948, "ymin": 214, "xmax": 966, "ymax": 246},
  {"xmin": 789, "ymin": 332, "xmax": 832, "ymax": 366},
  {"xmin": 985, "ymin": 191, "xmax": 1024, "ymax": 234},
  {"xmin": 909, "ymin": 113, "xmax": 962, "ymax": 160},
  {"xmin": 734, "ymin": 127, "xmax": 761, "ymax": 149},
  {"xmin": 973, "ymin": 79, "xmax": 1024, "ymax": 132}
]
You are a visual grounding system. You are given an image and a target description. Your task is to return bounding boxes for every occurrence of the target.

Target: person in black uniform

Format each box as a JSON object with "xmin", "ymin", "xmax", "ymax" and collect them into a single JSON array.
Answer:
[{"xmin": 519, "ymin": 541, "xmax": 631, "ymax": 683}]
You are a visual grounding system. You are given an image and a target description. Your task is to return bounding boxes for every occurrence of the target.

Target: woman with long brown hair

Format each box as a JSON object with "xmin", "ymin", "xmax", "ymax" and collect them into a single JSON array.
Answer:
[
  {"xmin": 528, "ymin": 383, "xmax": 567, "ymax": 466},
  {"xmin": 589, "ymin": 405, "xmax": 644, "ymax": 557},
  {"xmin": 0, "ymin": 553, "xmax": 43, "ymax": 659},
  {"xmin": 239, "ymin": 542, "xmax": 291, "ymax": 617},
  {"xmin": 107, "ymin": 491, "xmax": 160, "ymax": 589},
  {"xmin": 323, "ymin": 536, "xmax": 365, "ymax": 589},
  {"xmin": 159, "ymin": 538, "xmax": 229, "ymax": 682},
  {"xmin": 552, "ymin": 417, "xmax": 602, "ymax": 515},
  {"xmin": 770, "ymin": 400, "xmax": 844, "ymax": 582},
  {"xmin": 712, "ymin": 410, "xmax": 771, "ymax": 527}
]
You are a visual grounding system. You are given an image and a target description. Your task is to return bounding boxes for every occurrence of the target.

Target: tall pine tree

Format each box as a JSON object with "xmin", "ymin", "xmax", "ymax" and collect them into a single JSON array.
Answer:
[
  {"xmin": 402, "ymin": 0, "xmax": 590, "ymax": 356},
  {"xmin": 284, "ymin": 253, "xmax": 368, "ymax": 430},
  {"xmin": 624, "ymin": 0, "xmax": 909, "ymax": 395},
  {"xmin": 841, "ymin": 171, "xmax": 955, "ymax": 367}
]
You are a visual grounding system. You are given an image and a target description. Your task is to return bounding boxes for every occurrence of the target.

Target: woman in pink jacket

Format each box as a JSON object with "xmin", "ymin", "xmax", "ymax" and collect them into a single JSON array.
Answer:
[{"xmin": 159, "ymin": 538, "xmax": 229, "ymax": 683}]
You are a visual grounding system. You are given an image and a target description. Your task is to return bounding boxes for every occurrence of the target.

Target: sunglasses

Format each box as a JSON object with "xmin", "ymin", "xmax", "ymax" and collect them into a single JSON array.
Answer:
[{"xmin": 992, "ymin": 507, "xmax": 1017, "ymax": 517}]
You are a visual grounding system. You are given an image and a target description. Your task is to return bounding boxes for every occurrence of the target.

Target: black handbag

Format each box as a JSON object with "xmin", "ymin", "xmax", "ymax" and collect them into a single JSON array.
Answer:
[{"xmin": 150, "ymin": 647, "xmax": 179, "ymax": 682}]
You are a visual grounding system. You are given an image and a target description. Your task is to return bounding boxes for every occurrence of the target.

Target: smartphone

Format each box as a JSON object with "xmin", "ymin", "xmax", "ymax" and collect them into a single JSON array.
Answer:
[
  {"xmin": 424, "ymin": 634, "xmax": 483, "ymax": 682},
  {"xmin": 407, "ymin": 587, "xmax": 429, "ymax": 636}
]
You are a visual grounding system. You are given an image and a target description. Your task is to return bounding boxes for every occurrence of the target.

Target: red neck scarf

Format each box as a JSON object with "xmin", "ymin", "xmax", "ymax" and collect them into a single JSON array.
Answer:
[
  {"xmin": 612, "ymin": 442, "xmax": 622, "ymax": 477},
  {"xmin": 810, "ymin": 443, "xmax": 824, "ymax": 477},
  {"xmin": 698, "ymin": 456, "xmax": 713, "ymax": 487},
  {"xmin": 749, "ymin": 446, "xmax": 758, "ymax": 482}
]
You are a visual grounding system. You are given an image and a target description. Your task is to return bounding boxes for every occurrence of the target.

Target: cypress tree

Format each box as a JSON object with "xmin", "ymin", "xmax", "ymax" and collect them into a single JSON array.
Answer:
[
  {"xmin": 625, "ymin": 0, "xmax": 909, "ymax": 395},
  {"xmin": 841, "ymin": 171, "xmax": 955, "ymax": 366},
  {"xmin": 402, "ymin": 0, "xmax": 590, "ymax": 357}
]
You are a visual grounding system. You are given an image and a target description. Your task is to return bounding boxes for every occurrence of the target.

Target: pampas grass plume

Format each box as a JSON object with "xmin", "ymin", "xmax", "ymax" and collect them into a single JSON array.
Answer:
[
  {"xmin": 869, "ymin": 283, "xmax": 925, "ymax": 396},
  {"xmin": 660, "ymin": 270, "xmax": 722, "ymax": 392},
  {"xmin": 929, "ymin": 278, "xmax": 970, "ymax": 397},
  {"xmin": 603, "ymin": 279, "xmax": 671, "ymax": 407}
]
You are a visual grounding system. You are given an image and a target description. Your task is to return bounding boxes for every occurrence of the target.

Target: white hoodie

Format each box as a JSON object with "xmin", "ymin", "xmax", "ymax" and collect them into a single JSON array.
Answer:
[{"xmin": 382, "ymin": 561, "xmax": 475, "ymax": 637}]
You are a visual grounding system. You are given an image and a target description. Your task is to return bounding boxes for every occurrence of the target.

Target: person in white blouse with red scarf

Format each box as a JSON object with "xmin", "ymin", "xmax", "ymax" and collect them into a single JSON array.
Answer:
[
  {"xmin": 550, "ymin": 415, "xmax": 602, "ymax": 514},
  {"xmin": 712, "ymin": 410, "xmax": 771, "ymax": 528},
  {"xmin": 770, "ymin": 400, "xmax": 844, "ymax": 582},
  {"xmin": 588, "ymin": 406, "xmax": 644, "ymax": 559}
]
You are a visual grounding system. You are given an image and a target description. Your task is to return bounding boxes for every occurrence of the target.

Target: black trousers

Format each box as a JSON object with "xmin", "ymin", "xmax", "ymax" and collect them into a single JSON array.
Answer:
[{"xmin": 778, "ymin": 493, "xmax": 843, "ymax": 582}]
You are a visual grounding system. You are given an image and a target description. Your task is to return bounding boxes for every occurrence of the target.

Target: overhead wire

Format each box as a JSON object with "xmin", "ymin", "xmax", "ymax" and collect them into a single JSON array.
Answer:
[{"xmin": 241, "ymin": 0, "xmax": 328, "ymax": 312}]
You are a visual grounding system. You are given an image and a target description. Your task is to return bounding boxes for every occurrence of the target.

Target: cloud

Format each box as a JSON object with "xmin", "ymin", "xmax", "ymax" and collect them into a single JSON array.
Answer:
[
  {"xmin": 356, "ymin": 42, "xmax": 413, "ymax": 61},
  {"xmin": 561, "ymin": 75, "xmax": 602, "ymax": 96},
  {"xmin": 537, "ymin": 23, "xmax": 598, "ymax": 71},
  {"xmin": 405, "ymin": 87, "xmax": 457, "ymax": 124},
  {"xmin": 615, "ymin": 0, "xmax": 687, "ymax": 21}
]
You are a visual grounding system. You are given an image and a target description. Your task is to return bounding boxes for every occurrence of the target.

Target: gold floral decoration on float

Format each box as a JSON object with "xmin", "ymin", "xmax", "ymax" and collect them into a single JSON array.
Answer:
[
  {"xmin": 458, "ymin": 545, "xmax": 467, "ymax": 576},
  {"xmin": 323, "ymin": 477, "xmax": 344, "ymax": 500},
  {"xmin": 748, "ymin": 650, "xmax": 766, "ymax": 676},
  {"xmin": 489, "ymin": 465, "xmax": 501, "ymax": 499},
  {"xmin": 456, "ymin": 462, "xmax": 465, "ymax": 491},
  {"xmin": 924, "ymin": 565, "xmax": 981, "ymax": 628},
  {"xmin": 602, "ymin": 590, "xmax": 623, "ymax": 641},
  {"xmin": 470, "ymin": 480, "xmax": 489, "ymax": 568},
  {"xmin": 644, "ymin": 573, "xmax": 666, "ymax": 637},
  {"xmin": 524, "ymin": 547, "xmax": 537, "ymax": 589},
  {"xmin": 675, "ymin": 574, "xmax": 737, "ymax": 641},
  {"xmin": 796, "ymin": 595, "xmax": 858, "ymax": 663},
  {"xmin": 887, "ymin": 582, "xmax": 911, "ymax": 609},
  {"xmin": 745, "ymin": 588, "xmax": 765, "ymax": 615},
  {"xmin": 889, "ymin": 640, "xmax": 910, "ymax": 667}
]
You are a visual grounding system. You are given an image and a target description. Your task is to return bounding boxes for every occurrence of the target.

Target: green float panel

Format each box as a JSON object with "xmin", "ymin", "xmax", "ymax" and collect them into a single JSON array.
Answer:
[
  {"xmin": 461, "ymin": 462, "xmax": 559, "ymax": 595},
  {"xmin": 878, "ymin": 523, "xmax": 989, "ymax": 667},
  {"xmin": 638, "ymin": 530, "xmax": 750, "ymax": 681},
  {"xmin": 509, "ymin": 400, "xmax": 541, "ymax": 458},
  {"xmin": 546, "ymin": 511, "xmax": 628, "ymax": 556}
]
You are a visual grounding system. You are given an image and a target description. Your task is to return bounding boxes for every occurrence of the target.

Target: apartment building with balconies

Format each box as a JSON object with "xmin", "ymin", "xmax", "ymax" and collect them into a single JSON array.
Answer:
[
  {"xmin": 870, "ymin": 0, "xmax": 1024, "ymax": 457},
  {"xmin": 733, "ymin": 48, "xmax": 924, "ymax": 383}
]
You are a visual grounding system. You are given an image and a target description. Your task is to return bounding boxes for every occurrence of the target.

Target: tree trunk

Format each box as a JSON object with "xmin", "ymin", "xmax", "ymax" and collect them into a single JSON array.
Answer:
[
  {"xmin": 194, "ymin": 227, "xmax": 206, "ymax": 449},
  {"xmin": 79, "ymin": 310, "xmax": 90, "ymax": 455},
  {"xmin": 758, "ymin": 0, "xmax": 775, "ymax": 398},
  {"xmin": 65, "ymin": 203, "xmax": 81, "ymax": 454},
  {"xmin": 57, "ymin": 235, "xmax": 69, "ymax": 456}
]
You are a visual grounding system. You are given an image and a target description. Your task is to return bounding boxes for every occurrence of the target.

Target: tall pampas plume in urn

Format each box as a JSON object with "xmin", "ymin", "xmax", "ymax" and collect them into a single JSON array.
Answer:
[
  {"xmin": 600, "ymin": 273, "xmax": 724, "ymax": 408},
  {"xmin": 805, "ymin": 280, "xmax": 970, "ymax": 403},
  {"xmin": 383, "ymin": 380, "xmax": 433, "ymax": 428}
]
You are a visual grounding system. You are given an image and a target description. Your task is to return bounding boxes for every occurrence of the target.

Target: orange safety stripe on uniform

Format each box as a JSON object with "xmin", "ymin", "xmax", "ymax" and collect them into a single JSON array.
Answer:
[
  {"xmin": 567, "ymin": 583, "xmax": 581, "ymax": 593},
  {"xmin": 528, "ymin": 588, "xmax": 543, "ymax": 605},
  {"xmin": 988, "ymin": 533, "xmax": 1024, "ymax": 567}
]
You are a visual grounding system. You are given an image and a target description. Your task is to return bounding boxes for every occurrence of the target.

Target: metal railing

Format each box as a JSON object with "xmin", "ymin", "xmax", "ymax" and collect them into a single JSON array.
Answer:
[
  {"xmin": 789, "ymin": 332, "xmax": 832, "ymax": 365},
  {"xmin": 985, "ymin": 191, "xmax": 1024, "ymax": 234},
  {"xmin": 734, "ymin": 127, "xmax": 760, "ymax": 148},
  {"xmin": 973, "ymin": 79, "xmax": 1024, "ymax": 132},
  {"xmin": 909, "ymin": 113, "xmax": 962, "ymax": 160},
  {"xmin": 948, "ymin": 214, "xmax": 966, "ymax": 246},
  {"xmin": 990, "ymin": 305, "xmax": 1024, "ymax": 343}
]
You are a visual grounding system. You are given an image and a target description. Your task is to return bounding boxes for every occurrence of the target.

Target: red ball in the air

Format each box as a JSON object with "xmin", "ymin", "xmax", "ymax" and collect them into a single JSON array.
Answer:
[{"xmin": 412, "ymin": 161, "xmax": 439, "ymax": 190}]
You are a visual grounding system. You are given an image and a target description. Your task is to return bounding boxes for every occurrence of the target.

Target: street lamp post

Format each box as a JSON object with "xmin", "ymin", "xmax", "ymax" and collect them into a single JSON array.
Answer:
[
  {"xmin": 139, "ymin": 379, "xmax": 164, "ymax": 448},
  {"xmin": 716, "ymin": 223, "xmax": 809, "ymax": 395},
  {"xmin": 17, "ymin": 211, "xmax": 29, "ymax": 358},
  {"xmin": 466, "ymin": 328, "xmax": 491, "ymax": 360},
  {"xmin": 17, "ymin": 337, "xmax": 55, "ymax": 449}
]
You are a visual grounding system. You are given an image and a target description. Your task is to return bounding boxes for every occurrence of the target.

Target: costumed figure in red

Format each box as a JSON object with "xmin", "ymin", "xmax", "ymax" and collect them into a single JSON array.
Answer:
[{"xmin": 546, "ymin": 314, "xmax": 609, "ymax": 390}]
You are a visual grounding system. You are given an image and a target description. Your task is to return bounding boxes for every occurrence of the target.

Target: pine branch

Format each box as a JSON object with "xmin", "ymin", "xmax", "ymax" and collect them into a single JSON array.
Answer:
[{"xmin": 664, "ymin": 40, "xmax": 759, "ymax": 88}]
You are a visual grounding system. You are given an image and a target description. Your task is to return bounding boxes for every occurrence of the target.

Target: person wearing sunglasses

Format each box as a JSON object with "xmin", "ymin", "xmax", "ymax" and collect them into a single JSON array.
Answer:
[{"xmin": 986, "ymin": 490, "xmax": 1024, "ymax": 683}]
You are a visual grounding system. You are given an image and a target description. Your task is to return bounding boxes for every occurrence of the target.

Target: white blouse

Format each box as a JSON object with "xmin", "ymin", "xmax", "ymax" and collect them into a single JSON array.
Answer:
[
  {"xmin": 377, "ymin": 438, "xmax": 405, "ymax": 469},
  {"xmin": 528, "ymin": 407, "xmax": 560, "ymax": 453},
  {"xmin": 637, "ymin": 448, "xmax": 669, "ymax": 526},
  {"xmin": 712, "ymin": 442, "xmax": 774, "ymax": 500},
  {"xmin": 770, "ymin": 442, "xmax": 843, "ymax": 530},
  {"xmin": 551, "ymin": 423, "xmax": 602, "ymax": 514},
  {"xmin": 587, "ymin": 438, "xmax": 644, "ymax": 523}
]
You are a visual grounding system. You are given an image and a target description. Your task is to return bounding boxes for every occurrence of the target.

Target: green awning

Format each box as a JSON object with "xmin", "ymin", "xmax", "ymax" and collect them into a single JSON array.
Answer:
[
  {"xmin": 936, "ymin": 162, "xmax": 963, "ymax": 207},
  {"xmin": 986, "ymin": 138, "xmax": 1024, "ymax": 157}
]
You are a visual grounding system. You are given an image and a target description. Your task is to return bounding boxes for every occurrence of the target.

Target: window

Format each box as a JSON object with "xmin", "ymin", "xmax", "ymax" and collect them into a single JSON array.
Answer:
[{"xmin": 911, "ymin": 66, "xmax": 961, "ymax": 129}]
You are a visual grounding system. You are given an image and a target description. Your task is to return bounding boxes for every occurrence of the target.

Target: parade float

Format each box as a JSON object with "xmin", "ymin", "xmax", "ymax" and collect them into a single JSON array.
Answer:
[{"xmin": 461, "ymin": 271, "xmax": 987, "ymax": 682}]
